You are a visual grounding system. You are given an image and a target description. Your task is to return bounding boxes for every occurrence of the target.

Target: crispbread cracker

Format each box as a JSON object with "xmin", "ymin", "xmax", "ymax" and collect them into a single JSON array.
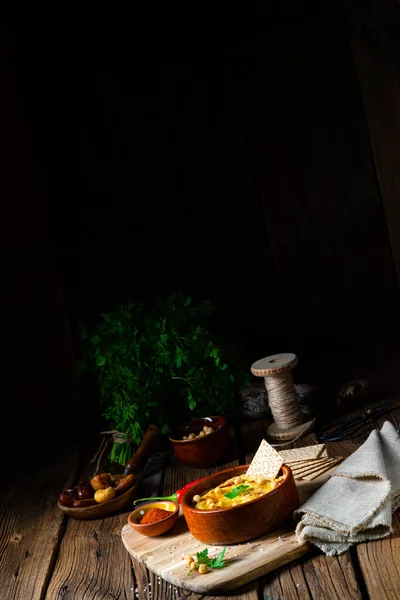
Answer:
[
  {"xmin": 247, "ymin": 439, "xmax": 284, "ymax": 479},
  {"xmin": 291, "ymin": 461, "xmax": 331, "ymax": 476},
  {"xmin": 278, "ymin": 444, "xmax": 328, "ymax": 462},
  {"xmin": 291, "ymin": 457, "xmax": 341, "ymax": 476},
  {"xmin": 290, "ymin": 455, "xmax": 334, "ymax": 469},
  {"xmin": 286, "ymin": 459, "xmax": 325, "ymax": 469},
  {"xmin": 285, "ymin": 456, "xmax": 330, "ymax": 466},
  {"xmin": 297, "ymin": 458, "xmax": 344, "ymax": 481}
]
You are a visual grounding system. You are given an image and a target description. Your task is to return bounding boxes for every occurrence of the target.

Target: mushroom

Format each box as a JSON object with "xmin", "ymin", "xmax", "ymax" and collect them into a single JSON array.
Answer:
[
  {"xmin": 90, "ymin": 473, "xmax": 113, "ymax": 491},
  {"xmin": 94, "ymin": 486, "xmax": 116, "ymax": 504}
]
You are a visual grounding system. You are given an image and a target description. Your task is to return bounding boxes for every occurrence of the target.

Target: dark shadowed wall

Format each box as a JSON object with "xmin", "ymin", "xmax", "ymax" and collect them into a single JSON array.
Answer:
[{"xmin": 3, "ymin": 2, "xmax": 400, "ymax": 444}]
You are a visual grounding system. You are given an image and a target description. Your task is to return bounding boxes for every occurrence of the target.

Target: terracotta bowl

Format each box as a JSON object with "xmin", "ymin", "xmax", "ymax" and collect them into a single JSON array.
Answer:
[
  {"xmin": 181, "ymin": 464, "xmax": 299, "ymax": 545},
  {"xmin": 127, "ymin": 500, "xmax": 179, "ymax": 537},
  {"xmin": 168, "ymin": 416, "xmax": 230, "ymax": 468}
]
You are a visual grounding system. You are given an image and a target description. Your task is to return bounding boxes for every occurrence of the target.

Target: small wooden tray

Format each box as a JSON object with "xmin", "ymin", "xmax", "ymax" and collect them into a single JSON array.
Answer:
[{"xmin": 121, "ymin": 470, "xmax": 333, "ymax": 594}]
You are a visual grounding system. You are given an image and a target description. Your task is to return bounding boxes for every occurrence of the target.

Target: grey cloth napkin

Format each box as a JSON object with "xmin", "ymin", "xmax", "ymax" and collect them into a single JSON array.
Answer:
[{"xmin": 294, "ymin": 420, "xmax": 400, "ymax": 556}]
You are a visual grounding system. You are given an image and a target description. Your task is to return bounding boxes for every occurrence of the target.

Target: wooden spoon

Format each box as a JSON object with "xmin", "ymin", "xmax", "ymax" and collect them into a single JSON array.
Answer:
[
  {"xmin": 57, "ymin": 474, "xmax": 137, "ymax": 520},
  {"xmin": 124, "ymin": 424, "xmax": 161, "ymax": 474},
  {"xmin": 57, "ymin": 425, "xmax": 161, "ymax": 520}
]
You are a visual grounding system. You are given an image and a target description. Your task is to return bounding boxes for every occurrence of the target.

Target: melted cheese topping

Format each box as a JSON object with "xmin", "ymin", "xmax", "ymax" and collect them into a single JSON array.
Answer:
[{"xmin": 194, "ymin": 474, "xmax": 283, "ymax": 510}]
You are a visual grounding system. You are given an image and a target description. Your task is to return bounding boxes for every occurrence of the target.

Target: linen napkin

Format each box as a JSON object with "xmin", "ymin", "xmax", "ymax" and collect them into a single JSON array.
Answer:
[{"xmin": 293, "ymin": 420, "xmax": 400, "ymax": 556}]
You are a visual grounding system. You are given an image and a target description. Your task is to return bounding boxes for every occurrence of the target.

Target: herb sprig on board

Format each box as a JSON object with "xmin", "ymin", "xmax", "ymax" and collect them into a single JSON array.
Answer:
[{"xmin": 188, "ymin": 547, "xmax": 227, "ymax": 575}]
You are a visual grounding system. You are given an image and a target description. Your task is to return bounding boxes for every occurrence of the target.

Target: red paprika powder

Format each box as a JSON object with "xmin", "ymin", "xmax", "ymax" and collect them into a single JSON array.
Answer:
[{"xmin": 140, "ymin": 507, "xmax": 171, "ymax": 525}]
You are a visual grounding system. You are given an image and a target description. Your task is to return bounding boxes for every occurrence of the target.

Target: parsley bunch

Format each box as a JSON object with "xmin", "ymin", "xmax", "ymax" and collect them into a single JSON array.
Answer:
[{"xmin": 78, "ymin": 294, "xmax": 250, "ymax": 465}]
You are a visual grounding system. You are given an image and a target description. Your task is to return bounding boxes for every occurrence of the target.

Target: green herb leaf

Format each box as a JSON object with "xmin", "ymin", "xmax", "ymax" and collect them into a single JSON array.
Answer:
[
  {"xmin": 196, "ymin": 548, "xmax": 211, "ymax": 566},
  {"xmin": 96, "ymin": 355, "xmax": 106, "ymax": 366},
  {"xmin": 224, "ymin": 484, "xmax": 250, "ymax": 499},
  {"xmin": 210, "ymin": 547, "xmax": 226, "ymax": 569}
]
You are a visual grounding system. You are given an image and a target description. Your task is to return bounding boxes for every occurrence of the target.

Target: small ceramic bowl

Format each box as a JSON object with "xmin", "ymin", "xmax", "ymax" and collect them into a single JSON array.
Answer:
[
  {"xmin": 168, "ymin": 416, "xmax": 230, "ymax": 468},
  {"xmin": 127, "ymin": 500, "xmax": 179, "ymax": 537},
  {"xmin": 181, "ymin": 464, "xmax": 299, "ymax": 545}
]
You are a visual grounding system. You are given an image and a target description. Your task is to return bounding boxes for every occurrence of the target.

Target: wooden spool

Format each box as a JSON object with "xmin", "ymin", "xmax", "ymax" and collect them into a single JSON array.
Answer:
[{"xmin": 251, "ymin": 353, "xmax": 315, "ymax": 442}]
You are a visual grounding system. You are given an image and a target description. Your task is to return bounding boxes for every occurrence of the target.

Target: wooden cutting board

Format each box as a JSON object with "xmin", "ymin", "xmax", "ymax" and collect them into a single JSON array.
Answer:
[{"xmin": 121, "ymin": 471, "xmax": 332, "ymax": 594}]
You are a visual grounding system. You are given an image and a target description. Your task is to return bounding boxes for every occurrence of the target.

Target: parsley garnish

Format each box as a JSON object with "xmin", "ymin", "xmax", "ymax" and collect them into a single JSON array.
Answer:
[
  {"xmin": 188, "ymin": 547, "xmax": 227, "ymax": 575},
  {"xmin": 224, "ymin": 484, "xmax": 250, "ymax": 499},
  {"xmin": 210, "ymin": 546, "xmax": 226, "ymax": 569},
  {"xmin": 196, "ymin": 548, "xmax": 210, "ymax": 566}
]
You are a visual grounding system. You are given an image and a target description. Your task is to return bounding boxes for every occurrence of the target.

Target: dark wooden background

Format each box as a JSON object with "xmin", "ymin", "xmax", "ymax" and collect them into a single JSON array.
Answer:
[{"xmin": 3, "ymin": 1, "xmax": 400, "ymax": 447}]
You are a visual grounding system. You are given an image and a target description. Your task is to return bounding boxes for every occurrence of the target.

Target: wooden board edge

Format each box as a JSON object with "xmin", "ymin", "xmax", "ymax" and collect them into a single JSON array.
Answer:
[{"xmin": 120, "ymin": 524, "xmax": 313, "ymax": 594}]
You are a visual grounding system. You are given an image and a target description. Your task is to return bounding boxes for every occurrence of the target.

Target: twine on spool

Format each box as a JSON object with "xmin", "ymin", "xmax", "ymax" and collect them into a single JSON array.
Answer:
[
  {"xmin": 90, "ymin": 430, "xmax": 132, "ymax": 476},
  {"xmin": 264, "ymin": 372, "xmax": 305, "ymax": 430},
  {"xmin": 251, "ymin": 353, "xmax": 315, "ymax": 444}
]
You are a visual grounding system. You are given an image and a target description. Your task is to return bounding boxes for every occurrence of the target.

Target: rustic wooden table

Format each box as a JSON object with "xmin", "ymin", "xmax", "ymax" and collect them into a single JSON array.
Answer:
[{"xmin": 2, "ymin": 405, "xmax": 400, "ymax": 600}]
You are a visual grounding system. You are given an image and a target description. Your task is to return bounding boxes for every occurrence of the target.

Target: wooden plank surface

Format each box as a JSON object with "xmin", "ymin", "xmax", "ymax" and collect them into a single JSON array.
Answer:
[
  {"xmin": 1, "ymin": 405, "xmax": 398, "ymax": 599},
  {"xmin": 132, "ymin": 558, "xmax": 259, "ymax": 600},
  {"xmin": 45, "ymin": 441, "xmax": 137, "ymax": 600},
  {"xmin": 356, "ymin": 511, "xmax": 400, "ymax": 600},
  {"xmin": 355, "ymin": 406, "xmax": 400, "ymax": 600},
  {"xmin": 262, "ymin": 551, "xmax": 363, "ymax": 600},
  {"xmin": 46, "ymin": 512, "xmax": 134, "ymax": 599},
  {"xmin": 0, "ymin": 444, "xmax": 80, "ymax": 600}
]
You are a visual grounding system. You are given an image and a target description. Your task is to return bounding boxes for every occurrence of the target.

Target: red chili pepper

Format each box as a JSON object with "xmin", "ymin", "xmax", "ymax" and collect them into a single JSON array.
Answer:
[{"xmin": 133, "ymin": 477, "xmax": 206, "ymax": 505}]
